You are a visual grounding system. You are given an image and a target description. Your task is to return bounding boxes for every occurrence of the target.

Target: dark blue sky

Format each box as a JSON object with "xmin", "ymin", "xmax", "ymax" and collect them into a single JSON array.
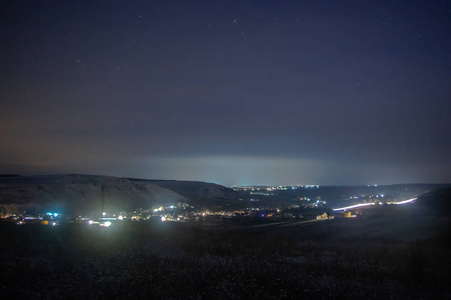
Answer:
[{"xmin": 1, "ymin": 0, "xmax": 450, "ymax": 186}]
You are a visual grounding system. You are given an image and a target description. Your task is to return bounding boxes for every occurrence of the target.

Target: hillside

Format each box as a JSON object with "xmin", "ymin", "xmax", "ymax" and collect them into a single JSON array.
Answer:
[
  {"xmin": 0, "ymin": 174, "xmax": 188, "ymax": 216},
  {"xmin": 128, "ymin": 178, "xmax": 238, "ymax": 207},
  {"xmin": 416, "ymin": 187, "xmax": 451, "ymax": 213}
]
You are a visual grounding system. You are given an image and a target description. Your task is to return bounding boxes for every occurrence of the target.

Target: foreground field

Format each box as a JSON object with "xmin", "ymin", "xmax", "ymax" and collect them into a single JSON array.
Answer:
[{"xmin": 1, "ymin": 214, "xmax": 450, "ymax": 299}]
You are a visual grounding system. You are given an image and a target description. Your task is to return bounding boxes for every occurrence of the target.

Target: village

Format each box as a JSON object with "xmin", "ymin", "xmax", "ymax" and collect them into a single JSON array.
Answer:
[{"xmin": 0, "ymin": 196, "xmax": 416, "ymax": 228}]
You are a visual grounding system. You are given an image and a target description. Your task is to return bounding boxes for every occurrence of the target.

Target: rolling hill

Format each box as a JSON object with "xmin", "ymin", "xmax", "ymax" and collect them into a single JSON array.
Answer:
[{"xmin": 0, "ymin": 174, "xmax": 236, "ymax": 216}]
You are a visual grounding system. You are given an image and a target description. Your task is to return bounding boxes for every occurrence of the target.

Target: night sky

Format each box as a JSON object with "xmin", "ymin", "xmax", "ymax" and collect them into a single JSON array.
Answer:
[{"xmin": 1, "ymin": 0, "xmax": 450, "ymax": 186}]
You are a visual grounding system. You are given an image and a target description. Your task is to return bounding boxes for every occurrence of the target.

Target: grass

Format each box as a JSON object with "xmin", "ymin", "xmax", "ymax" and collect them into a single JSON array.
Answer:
[{"xmin": 0, "ymin": 218, "xmax": 450, "ymax": 299}]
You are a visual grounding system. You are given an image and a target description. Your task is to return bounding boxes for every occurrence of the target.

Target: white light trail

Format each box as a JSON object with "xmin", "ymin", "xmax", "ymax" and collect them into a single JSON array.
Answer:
[
  {"xmin": 332, "ymin": 198, "xmax": 417, "ymax": 211},
  {"xmin": 332, "ymin": 203, "xmax": 375, "ymax": 211},
  {"xmin": 391, "ymin": 198, "xmax": 416, "ymax": 205}
]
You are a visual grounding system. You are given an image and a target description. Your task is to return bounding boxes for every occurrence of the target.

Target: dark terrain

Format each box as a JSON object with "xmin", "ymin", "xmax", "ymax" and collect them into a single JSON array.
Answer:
[{"xmin": 1, "ymin": 202, "xmax": 450, "ymax": 299}]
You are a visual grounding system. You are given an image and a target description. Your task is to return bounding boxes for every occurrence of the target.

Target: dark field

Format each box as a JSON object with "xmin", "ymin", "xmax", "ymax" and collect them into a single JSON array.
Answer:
[{"xmin": 1, "ymin": 211, "xmax": 450, "ymax": 299}]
